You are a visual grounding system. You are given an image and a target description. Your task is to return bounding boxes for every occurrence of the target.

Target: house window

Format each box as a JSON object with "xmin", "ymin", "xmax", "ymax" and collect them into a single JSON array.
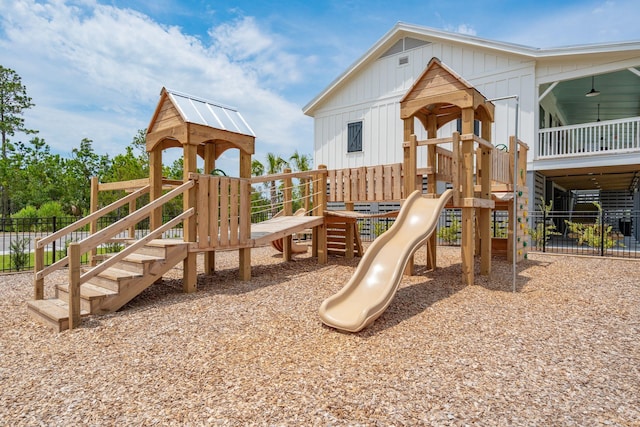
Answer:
[
  {"xmin": 456, "ymin": 118, "xmax": 480, "ymax": 136},
  {"xmin": 347, "ymin": 121, "xmax": 363, "ymax": 153}
]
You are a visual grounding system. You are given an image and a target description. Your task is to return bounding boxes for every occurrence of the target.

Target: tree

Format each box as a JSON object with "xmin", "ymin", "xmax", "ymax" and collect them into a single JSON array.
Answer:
[
  {"xmin": 0, "ymin": 66, "xmax": 37, "ymax": 158},
  {"xmin": 63, "ymin": 138, "xmax": 110, "ymax": 214},
  {"xmin": 289, "ymin": 150, "xmax": 311, "ymax": 172},
  {"xmin": 0, "ymin": 66, "xmax": 37, "ymax": 221},
  {"xmin": 265, "ymin": 153, "xmax": 288, "ymax": 216}
]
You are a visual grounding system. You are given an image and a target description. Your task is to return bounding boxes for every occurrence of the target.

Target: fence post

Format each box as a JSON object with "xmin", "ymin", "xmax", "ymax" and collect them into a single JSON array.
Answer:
[
  {"xmin": 52, "ymin": 216, "xmax": 57, "ymax": 264},
  {"xmin": 600, "ymin": 211, "xmax": 605, "ymax": 257},
  {"xmin": 542, "ymin": 209, "xmax": 547, "ymax": 253}
]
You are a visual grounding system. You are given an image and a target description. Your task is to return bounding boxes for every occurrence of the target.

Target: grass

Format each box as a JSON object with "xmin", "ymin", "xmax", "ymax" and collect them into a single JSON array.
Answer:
[{"xmin": 0, "ymin": 248, "xmax": 113, "ymax": 273}]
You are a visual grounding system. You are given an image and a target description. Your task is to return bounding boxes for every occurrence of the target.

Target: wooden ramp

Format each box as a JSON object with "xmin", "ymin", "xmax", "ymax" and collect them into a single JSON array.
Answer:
[{"xmin": 251, "ymin": 216, "xmax": 324, "ymax": 247}]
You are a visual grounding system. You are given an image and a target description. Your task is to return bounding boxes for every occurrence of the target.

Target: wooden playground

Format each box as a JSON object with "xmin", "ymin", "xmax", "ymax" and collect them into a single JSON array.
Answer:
[{"xmin": 28, "ymin": 58, "xmax": 529, "ymax": 332}]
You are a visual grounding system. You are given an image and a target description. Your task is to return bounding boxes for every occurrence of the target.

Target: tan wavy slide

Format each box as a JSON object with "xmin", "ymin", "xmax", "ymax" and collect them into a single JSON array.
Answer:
[{"xmin": 319, "ymin": 189, "xmax": 454, "ymax": 332}]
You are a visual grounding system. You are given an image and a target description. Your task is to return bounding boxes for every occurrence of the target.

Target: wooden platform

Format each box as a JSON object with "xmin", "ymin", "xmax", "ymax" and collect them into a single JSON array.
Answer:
[{"xmin": 250, "ymin": 216, "xmax": 324, "ymax": 247}]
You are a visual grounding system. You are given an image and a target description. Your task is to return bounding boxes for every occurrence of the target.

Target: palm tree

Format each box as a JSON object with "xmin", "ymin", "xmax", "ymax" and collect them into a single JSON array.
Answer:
[
  {"xmin": 265, "ymin": 153, "xmax": 288, "ymax": 216},
  {"xmin": 289, "ymin": 150, "xmax": 311, "ymax": 172},
  {"xmin": 289, "ymin": 151, "xmax": 312, "ymax": 212}
]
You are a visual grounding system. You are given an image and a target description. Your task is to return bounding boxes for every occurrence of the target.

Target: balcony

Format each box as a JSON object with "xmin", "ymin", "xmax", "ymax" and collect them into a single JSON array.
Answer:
[{"xmin": 537, "ymin": 116, "xmax": 640, "ymax": 159}]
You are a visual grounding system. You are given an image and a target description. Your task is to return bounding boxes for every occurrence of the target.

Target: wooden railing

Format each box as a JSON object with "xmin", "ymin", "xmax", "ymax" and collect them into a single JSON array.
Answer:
[
  {"xmin": 537, "ymin": 116, "xmax": 640, "ymax": 159},
  {"xmin": 327, "ymin": 164, "xmax": 404, "ymax": 203},
  {"xmin": 193, "ymin": 174, "xmax": 251, "ymax": 250},
  {"xmin": 34, "ymin": 179, "xmax": 195, "ymax": 329},
  {"xmin": 250, "ymin": 168, "xmax": 328, "ymax": 216}
]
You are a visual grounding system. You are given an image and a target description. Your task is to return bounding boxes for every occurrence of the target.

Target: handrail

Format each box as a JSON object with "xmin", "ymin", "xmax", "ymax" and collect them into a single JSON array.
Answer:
[
  {"xmin": 80, "ymin": 208, "xmax": 194, "ymax": 284},
  {"xmin": 36, "ymin": 185, "xmax": 150, "ymax": 249},
  {"xmin": 78, "ymin": 180, "xmax": 194, "ymax": 253},
  {"xmin": 250, "ymin": 168, "xmax": 327, "ymax": 184}
]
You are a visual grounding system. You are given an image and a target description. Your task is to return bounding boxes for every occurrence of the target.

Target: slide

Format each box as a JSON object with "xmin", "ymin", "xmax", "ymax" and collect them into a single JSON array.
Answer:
[{"xmin": 319, "ymin": 189, "xmax": 454, "ymax": 332}]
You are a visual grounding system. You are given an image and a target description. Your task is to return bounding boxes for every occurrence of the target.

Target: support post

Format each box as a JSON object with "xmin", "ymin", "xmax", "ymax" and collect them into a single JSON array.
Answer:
[
  {"xmin": 283, "ymin": 168, "xmax": 293, "ymax": 261},
  {"xmin": 204, "ymin": 143, "xmax": 216, "ymax": 275},
  {"xmin": 313, "ymin": 165, "xmax": 328, "ymax": 262},
  {"xmin": 460, "ymin": 108, "xmax": 475, "ymax": 286},
  {"xmin": 403, "ymin": 134, "xmax": 418, "ymax": 275},
  {"xmin": 68, "ymin": 243, "xmax": 81, "ymax": 330},
  {"xmin": 238, "ymin": 150, "xmax": 252, "ymax": 280},
  {"xmin": 34, "ymin": 238, "xmax": 44, "ymax": 300},
  {"xmin": 182, "ymin": 143, "xmax": 198, "ymax": 293},
  {"xmin": 149, "ymin": 148, "xmax": 163, "ymax": 232}
]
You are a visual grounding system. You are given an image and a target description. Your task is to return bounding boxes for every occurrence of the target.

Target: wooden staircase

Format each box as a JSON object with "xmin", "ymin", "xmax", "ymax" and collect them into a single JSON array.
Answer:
[{"xmin": 27, "ymin": 239, "xmax": 188, "ymax": 332}]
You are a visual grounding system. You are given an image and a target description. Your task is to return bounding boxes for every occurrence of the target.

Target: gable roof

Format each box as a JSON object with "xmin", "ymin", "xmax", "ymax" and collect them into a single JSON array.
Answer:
[
  {"xmin": 153, "ymin": 88, "xmax": 255, "ymax": 137},
  {"xmin": 146, "ymin": 87, "xmax": 255, "ymax": 156},
  {"xmin": 303, "ymin": 22, "xmax": 640, "ymax": 116}
]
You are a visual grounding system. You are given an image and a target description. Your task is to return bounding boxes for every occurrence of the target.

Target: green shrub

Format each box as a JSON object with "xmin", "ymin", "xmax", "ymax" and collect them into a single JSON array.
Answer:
[
  {"xmin": 37, "ymin": 201, "xmax": 66, "ymax": 218},
  {"xmin": 528, "ymin": 197, "xmax": 561, "ymax": 247},
  {"xmin": 10, "ymin": 237, "xmax": 30, "ymax": 271},
  {"xmin": 438, "ymin": 212, "xmax": 461, "ymax": 244},
  {"xmin": 564, "ymin": 202, "xmax": 621, "ymax": 251},
  {"xmin": 11, "ymin": 205, "xmax": 39, "ymax": 232}
]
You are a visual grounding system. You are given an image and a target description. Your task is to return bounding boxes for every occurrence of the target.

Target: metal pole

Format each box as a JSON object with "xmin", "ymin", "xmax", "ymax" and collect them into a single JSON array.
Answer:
[{"xmin": 486, "ymin": 95, "xmax": 519, "ymax": 293}]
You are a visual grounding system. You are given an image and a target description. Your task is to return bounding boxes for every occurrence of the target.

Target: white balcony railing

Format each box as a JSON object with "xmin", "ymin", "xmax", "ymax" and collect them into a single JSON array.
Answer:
[{"xmin": 537, "ymin": 116, "xmax": 640, "ymax": 159}]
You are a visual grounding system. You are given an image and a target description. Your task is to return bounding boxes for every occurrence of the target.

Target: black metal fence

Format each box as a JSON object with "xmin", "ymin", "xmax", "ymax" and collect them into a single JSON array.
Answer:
[
  {"xmin": 0, "ymin": 216, "xmax": 184, "ymax": 273},
  {"xmin": 356, "ymin": 208, "xmax": 640, "ymax": 259},
  {"xmin": 527, "ymin": 209, "xmax": 639, "ymax": 258}
]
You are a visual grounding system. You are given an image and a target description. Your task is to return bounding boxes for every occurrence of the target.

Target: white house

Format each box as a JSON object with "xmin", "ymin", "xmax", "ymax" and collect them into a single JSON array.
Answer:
[{"xmin": 303, "ymin": 22, "xmax": 640, "ymax": 237}]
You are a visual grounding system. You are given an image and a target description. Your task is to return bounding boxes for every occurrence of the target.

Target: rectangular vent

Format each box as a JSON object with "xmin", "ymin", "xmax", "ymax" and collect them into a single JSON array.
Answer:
[{"xmin": 398, "ymin": 56, "xmax": 409, "ymax": 66}]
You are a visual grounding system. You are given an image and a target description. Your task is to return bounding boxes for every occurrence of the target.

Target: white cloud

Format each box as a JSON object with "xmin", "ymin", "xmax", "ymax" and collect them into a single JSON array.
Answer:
[
  {"xmin": 0, "ymin": 0, "xmax": 312, "ymax": 174},
  {"xmin": 449, "ymin": 23, "xmax": 477, "ymax": 36}
]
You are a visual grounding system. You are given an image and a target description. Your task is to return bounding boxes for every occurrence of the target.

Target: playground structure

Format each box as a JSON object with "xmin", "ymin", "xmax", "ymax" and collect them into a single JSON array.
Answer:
[{"xmin": 28, "ymin": 58, "xmax": 529, "ymax": 332}]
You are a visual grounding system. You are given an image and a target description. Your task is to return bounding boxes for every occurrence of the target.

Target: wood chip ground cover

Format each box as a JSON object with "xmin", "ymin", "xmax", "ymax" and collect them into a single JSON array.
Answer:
[{"xmin": 0, "ymin": 246, "xmax": 638, "ymax": 425}]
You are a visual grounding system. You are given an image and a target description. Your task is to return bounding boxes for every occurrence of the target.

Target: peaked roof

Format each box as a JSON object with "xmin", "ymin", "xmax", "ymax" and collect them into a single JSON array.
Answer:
[
  {"xmin": 160, "ymin": 88, "xmax": 255, "ymax": 137},
  {"xmin": 400, "ymin": 57, "xmax": 494, "ymax": 127},
  {"xmin": 303, "ymin": 22, "xmax": 640, "ymax": 116},
  {"xmin": 146, "ymin": 87, "xmax": 255, "ymax": 156}
]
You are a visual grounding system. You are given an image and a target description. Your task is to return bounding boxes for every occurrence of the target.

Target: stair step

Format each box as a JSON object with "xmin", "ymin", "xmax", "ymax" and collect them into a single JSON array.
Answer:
[
  {"xmin": 86, "ymin": 267, "xmax": 142, "ymax": 292},
  {"xmin": 27, "ymin": 299, "xmax": 89, "ymax": 332},
  {"xmin": 99, "ymin": 267, "xmax": 142, "ymax": 281},
  {"xmin": 57, "ymin": 283, "xmax": 118, "ymax": 314}
]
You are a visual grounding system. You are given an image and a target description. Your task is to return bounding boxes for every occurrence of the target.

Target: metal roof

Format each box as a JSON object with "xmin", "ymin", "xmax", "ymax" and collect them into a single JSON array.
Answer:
[{"xmin": 165, "ymin": 88, "xmax": 255, "ymax": 137}]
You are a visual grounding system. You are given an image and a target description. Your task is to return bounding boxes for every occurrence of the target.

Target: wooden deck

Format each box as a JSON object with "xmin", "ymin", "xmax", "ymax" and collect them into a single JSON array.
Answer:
[{"xmin": 250, "ymin": 216, "xmax": 324, "ymax": 247}]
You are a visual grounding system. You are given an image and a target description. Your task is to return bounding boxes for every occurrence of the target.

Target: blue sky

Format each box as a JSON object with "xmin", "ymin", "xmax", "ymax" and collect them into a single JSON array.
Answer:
[{"xmin": 1, "ymin": 0, "xmax": 639, "ymax": 174}]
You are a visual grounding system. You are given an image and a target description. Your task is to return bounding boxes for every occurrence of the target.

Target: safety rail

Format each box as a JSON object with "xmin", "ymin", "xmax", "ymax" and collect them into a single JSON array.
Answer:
[
  {"xmin": 327, "ymin": 164, "xmax": 404, "ymax": 203},
  {"xmin": 537, "ymin": 116, "xmax": 640, "ymax": 159},
  {"xmin": 250, "ymin": 168, "xmax": 328, "ymax": 217}
]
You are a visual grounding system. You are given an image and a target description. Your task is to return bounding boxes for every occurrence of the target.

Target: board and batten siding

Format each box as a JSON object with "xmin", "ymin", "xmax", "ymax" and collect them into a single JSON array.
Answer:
[{"xmin": 314, "ymin": 38, "xmax": 536, "ymax": 170}]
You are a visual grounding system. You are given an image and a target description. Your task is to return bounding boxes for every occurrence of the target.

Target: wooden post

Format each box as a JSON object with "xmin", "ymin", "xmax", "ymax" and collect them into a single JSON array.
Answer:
[
  {"xmin": 149, "ymin": 148, "xmax": 163, "ymax": 232},
  {"xmin": 479, "ymin": 120, "xmax": 493, "ymax": 276},
  {"xmin": 404, "ymin": 134, "xmax": 418, "ymax": 275},
  {"xmin": 34, "ymin": 238, "xmax": 44, "ymax": 300},
  {"xmin": 128, "ymin": 199, "xmax": 136, "ymax": 239},
  {"xmin": 313, "ymin": 165, "xmax": 328, "ymax": 263},
  {"xmin": 426, "ymin": 114, "xmax": 438, "ymax": 271},
  {"xmin": 89, "ymin": 176, "xmax": 99, "ymax": 266},
  {"xmin": 238, "ymin": 150, "xmax": 252, "ymax": 280},
  {"xmin": 283, "ymin": 168, "xmax": 293, "ymax": 262},
  {"xmin": 460, "ymin": 108, "xmax": 475, "ymax": 286},
  {"xmin": 68, "ymin": 242, "xmax": 81, "ymax": 330},
  {"xmin": 204, "ymin": 143, "xmax": 216, "ymax": 275},
  {"xmin": 182, "ymin": 143, "xmax": 198, "ymax": 293}
]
